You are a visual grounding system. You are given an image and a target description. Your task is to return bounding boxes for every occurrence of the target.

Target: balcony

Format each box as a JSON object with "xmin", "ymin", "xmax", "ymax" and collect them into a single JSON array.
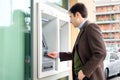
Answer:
[
  {"xmin": 102, "ymin": 30, "xmax": 120, "ymax": 33},
  {"xmin": 95, "ymin": 1, "xmax": 120, "ymax": 7},
  {"xmin": 96, "ymin": 11, "xmax": 120, "ymax": 15},
  {"xmin": 96, "ymin": 20, "xmax": 120, "ymax": 24},
  {"xmin": 104, "ymin": 38, "xmax": 120, "ymax": 41}
]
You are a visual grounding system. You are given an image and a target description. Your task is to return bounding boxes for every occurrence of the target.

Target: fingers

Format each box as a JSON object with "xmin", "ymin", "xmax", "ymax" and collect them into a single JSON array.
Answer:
[{"xmin": 47, "ymin": 52, "xmax": 57, "ymax": 59}]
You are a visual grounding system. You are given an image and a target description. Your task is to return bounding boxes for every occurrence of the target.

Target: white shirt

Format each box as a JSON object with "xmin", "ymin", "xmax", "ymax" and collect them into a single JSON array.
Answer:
[{"xmin": 78, "ymin": 20, "xmax": 87, "ymax": 30}]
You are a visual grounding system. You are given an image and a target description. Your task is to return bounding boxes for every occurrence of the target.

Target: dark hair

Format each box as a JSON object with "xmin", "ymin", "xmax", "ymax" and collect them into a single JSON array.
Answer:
[{"xmin": 69, "ymin": 3, "xmax": 88, "ymax": 18}]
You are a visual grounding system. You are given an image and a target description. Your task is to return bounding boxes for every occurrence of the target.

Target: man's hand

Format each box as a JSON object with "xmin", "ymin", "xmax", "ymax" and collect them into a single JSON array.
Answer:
[
  {"xmin": 47, "ymin": 52, "xmax": 58, "ymax": 59},
  {"xmin": 78, "ymin": 70, "xmax": 85, "ymax": 80}
]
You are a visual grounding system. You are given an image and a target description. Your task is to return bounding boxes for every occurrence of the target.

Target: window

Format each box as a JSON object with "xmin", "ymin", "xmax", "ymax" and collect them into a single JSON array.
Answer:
[
  {"xmin": 41, "ymin": 0, "xmax": 69, "ymax": 10},
  {"xmin": 110, "ymin": 53, "xmax": 119, "ymax": 60}
]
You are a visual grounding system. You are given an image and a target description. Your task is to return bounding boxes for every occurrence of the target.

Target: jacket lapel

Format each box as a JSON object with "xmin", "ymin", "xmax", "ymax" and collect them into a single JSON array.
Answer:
[
  {"xmin": 72, "ymin": 20, "xmax": 90, "ymax": 53},
  {"xmin": 74, "ymin": 29, "xmax": 84, "ymax": 46},
  {"xmin": 74, "ymin": 20, "xmax": 90, "ymax": 46}
]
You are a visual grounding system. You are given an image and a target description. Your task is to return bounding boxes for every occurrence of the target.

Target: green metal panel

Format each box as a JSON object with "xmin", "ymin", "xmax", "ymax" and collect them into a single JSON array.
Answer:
[
  {"xmin": 0, "ymin": 18, "xmax": 25, "ymax": 80},
  {"xmin": 0, "ymin": 0, "xmax": 31, "ymax": 80}
]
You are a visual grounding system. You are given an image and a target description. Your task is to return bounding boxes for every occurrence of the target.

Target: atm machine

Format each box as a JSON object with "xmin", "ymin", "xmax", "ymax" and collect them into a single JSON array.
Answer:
[{"xmin": 36, "ymin": 2, "xmax": 71, "ymax": 80}]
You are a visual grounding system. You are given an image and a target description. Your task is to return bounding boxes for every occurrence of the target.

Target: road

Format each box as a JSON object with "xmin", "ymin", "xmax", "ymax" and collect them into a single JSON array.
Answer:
[{"xmin": 108, "ymin": 76, "xmax": 120, "ymax": 80}]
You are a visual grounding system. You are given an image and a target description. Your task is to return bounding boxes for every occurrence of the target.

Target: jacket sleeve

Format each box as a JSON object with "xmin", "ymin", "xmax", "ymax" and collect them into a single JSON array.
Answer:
[
  {"xmin": 82, "ymin": 23, "xmax": 106, "ymax": 77},
  {"xmin": 59, "ymin": 52, "xmax": 73, "ymax": 61}
]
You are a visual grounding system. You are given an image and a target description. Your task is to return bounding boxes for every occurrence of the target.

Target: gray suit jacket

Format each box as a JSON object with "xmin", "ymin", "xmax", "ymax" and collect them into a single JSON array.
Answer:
[{"xmin": 60, "ymin": 20, "xmax": 106, "ymax": 80}]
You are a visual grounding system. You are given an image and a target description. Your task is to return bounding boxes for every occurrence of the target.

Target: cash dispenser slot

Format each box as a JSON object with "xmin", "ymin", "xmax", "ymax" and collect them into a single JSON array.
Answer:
[{"xmin": 42, "ymin": 62, "xmax": 54, "ymax": 72}]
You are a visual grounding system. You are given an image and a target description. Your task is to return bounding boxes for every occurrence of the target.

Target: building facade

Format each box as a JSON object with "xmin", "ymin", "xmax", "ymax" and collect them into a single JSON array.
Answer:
[{"xmin": 95, "ymin": 0, "xmax": 120, "ymax": 51}]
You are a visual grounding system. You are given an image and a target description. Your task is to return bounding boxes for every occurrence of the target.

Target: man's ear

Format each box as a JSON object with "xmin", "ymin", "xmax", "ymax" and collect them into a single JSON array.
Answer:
[{"xmin": 75, "ymin": 12, "xmax": 80, "ymax": 17}]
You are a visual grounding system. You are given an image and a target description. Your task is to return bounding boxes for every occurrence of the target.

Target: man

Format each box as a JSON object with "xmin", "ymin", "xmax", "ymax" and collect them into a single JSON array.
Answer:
[{"xmin": 48, "ymin": 2, "xmax": 106, "ymax": 80}]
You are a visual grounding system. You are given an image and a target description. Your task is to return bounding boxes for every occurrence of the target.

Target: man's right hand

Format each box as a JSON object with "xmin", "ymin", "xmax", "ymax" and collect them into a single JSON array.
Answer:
[{"xmin": 47, "ymin": 52, "xmax": 58, "ymax": 59}]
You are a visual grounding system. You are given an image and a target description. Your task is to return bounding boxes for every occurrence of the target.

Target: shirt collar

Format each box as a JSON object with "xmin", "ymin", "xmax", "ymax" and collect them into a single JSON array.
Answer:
[{"xmin": 78, "ymin": 20, "xmax": 87, "ymax": 30}]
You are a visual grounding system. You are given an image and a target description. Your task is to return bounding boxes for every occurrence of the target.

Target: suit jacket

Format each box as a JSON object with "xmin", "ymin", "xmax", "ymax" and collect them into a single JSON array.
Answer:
[{"xmin": 60, "ymin": 20, "xmax": 106, "ymax": 80}]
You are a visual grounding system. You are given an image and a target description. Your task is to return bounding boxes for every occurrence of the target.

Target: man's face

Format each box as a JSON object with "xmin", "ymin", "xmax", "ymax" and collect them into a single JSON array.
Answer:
[{"xmin": 69, "ymin": 12, "xmax": 79, "ymax": 28}]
